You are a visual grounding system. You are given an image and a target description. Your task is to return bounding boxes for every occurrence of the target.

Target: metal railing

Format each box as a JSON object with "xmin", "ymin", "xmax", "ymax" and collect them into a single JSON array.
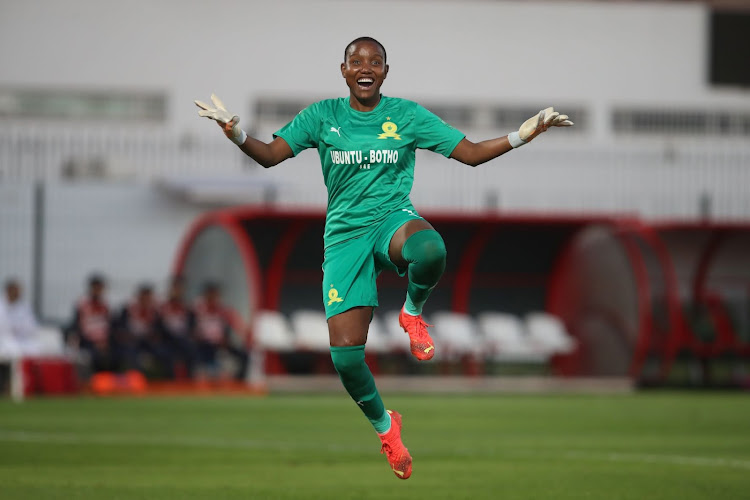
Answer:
[{"xmin": 1, "ymin": 124, "xmax": 749, "ymax": 220}]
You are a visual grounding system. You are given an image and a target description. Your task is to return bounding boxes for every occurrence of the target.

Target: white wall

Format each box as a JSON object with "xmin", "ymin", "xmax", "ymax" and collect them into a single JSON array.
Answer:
[
  {"xmin": 0, "ymin": 185, "xmax": 35, "ymax": 305},
  {"xmin": 0, "ymin": 183, "xmax": 206, "ymax": 322},
  {"xmin": 43, "ymin": 183, "xmax": 207, "ymax": 322},
  {"xmin": 1, "ymin": 0, "xmax": 746, "ymax": 141}
]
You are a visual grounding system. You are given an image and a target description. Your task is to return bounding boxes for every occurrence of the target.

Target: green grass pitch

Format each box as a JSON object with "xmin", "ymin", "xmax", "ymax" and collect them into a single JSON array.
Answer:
[{"xmin": 1, "ymin": 392, "xmax": 749, "ymax": 499}]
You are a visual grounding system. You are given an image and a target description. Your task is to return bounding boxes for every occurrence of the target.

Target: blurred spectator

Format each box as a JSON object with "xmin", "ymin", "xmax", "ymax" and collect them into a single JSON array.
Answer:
[
  {"xmin": 4, "ymin": 279, "xmax": 40, "ymax": 356},
  {"xmin": 65, "ymin": 274, "xmax": 114, "ymax": 373},
  {"xmin": 113, "ymin": 283, "xmax": 174, "ymax": 379},
  {"xmin": 157, "ymin": 276, "xmax": 197, "ymax": 378},
  {"xmin": 0, "ymin": 293, "xmax": 19, "ymax": 358},
  {"xmin": 193, "ymin": 281, "xmax": 249, "ymax": 381}
]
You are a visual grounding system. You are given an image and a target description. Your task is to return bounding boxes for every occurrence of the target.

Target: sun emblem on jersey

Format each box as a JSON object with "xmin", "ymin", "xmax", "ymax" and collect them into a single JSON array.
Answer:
[
  {"xmin": 327, "ymin": 285, "xmax": 343, "ymax": 306},
  {"xmin": 378, "ymin": 117, "xmax": 401, "ymax": 140}
]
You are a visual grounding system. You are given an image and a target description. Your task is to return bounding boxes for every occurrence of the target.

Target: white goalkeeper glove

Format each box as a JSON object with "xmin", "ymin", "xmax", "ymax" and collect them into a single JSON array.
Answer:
[
  {"xmin": 507, "ymin": 107, "xmax": 574, "ymax": 148},
  {"xmin": 194, "ymin": 93, "xmax": 248, "ymax": 146}
]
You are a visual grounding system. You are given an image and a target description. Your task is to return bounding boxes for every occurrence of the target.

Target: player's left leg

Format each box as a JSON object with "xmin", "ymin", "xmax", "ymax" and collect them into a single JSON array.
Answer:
[
  {"xmin": 389, "ymin": 219, "xmax": 447, "ymax": 361},
  {"xmin": 328, "ymin": 307, "xmax": 412, "ymax": 479},
  {"xmin": 328, "ymin": 307, "xmax": 390, "ymax": 432}
]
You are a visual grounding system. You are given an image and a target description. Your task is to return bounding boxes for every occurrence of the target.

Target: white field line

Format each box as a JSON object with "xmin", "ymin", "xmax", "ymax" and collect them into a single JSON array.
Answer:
[
  {"xmin": 1, "ymin": 430, "xmax": 750, "ymax": 471},
  {"xmin": 562, "ymin": 450, "xmax": 750, "ymax": 471}
]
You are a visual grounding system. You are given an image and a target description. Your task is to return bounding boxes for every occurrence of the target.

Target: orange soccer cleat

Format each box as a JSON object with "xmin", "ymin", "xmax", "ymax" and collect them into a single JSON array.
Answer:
[
  {"xmin": 379, "ymin": 410, "xmax": 412, "ymax": 480},
  {"xmin": 398, "ymin": 307, "xmax": 435, "ymax": 361}
]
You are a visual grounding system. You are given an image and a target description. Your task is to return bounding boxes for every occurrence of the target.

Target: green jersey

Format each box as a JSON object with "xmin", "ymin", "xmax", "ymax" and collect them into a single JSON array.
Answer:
[{"xmin": 273, "ymin": 95, "xmax": 465, "ymax": 248}]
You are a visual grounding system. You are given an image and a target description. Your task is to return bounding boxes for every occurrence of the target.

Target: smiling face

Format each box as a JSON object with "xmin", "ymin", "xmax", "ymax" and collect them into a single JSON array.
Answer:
[{"xmin": 341, "ymin": 40, "xmax": 388, "ymax": 111}]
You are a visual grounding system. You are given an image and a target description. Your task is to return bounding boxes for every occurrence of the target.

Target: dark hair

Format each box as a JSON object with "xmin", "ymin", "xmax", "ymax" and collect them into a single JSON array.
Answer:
[
  {"xmin": 88, "ymin": 273, "xmax": 106, "ymax": 287},
  {"xmin": 344, "ymin": 36, "xmax": 387, "ymax": 64}
]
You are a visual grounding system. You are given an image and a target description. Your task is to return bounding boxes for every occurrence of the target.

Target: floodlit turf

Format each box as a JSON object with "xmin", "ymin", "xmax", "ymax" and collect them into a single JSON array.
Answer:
[{"xmin": 1, "ymin": 392, "xmax": 749, "ymax": 499}]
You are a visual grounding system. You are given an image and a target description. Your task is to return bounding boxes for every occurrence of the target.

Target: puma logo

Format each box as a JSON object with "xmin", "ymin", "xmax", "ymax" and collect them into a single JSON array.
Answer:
[{"xmin": 330, "ymin": 126, "xmax": 342, "ymax": 137}]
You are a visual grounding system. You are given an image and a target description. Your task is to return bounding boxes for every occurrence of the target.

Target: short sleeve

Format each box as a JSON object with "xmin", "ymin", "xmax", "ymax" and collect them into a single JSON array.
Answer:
[
  {"xmin": 413, "ymin": 104, "xmax": 466, "ymax": 158},
  {"xmin": 273, "ymin": 103, "xmax": 321, "ymax": 156}
]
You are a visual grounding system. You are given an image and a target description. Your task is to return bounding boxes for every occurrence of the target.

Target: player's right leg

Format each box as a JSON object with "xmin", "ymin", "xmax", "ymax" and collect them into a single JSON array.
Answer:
[{"xmin": 388, "ymin": 218, "xmax": 446, "ymax": 361}]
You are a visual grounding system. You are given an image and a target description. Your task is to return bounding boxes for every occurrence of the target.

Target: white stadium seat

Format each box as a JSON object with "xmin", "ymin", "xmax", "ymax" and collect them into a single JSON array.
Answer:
[
  {"xmin": 524, "ymin": 312, "xmax": 577, "ymax": 356},
  {"xmin": 290, "ymin": 310, "xmax": 331, "ymax": 352},
  {"xmin": 477, "ymin": 312, "xmax": 546, "ymax": 363},
  {"xmin": 254, "ymin": 310, "xmax": 295, "ymax": 352},
  {"xmin": 0, "ymin": 325, "xmax": 65, "ymax": 359},
  {"xmin": 431, "ymin": 311, "xmax": 483, "ymax": 360}
]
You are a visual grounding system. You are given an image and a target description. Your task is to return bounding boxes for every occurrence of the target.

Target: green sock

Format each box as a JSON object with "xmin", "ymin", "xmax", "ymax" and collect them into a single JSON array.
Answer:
[
  {"xmin": 402, "ymin": 229, "xmax": 447, "ymax": 315},
  {"xmin": 330, "ymin": 345, "xmax": 391, "ymax": 433}
]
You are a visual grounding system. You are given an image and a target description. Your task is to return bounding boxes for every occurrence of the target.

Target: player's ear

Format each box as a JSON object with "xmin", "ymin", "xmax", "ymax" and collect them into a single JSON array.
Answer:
[
  {"xmin": 384, "ymin": 64, "xmax": 389, "ymax": 79},
  {"xmin": 340, "ymin": 62, "xmax": 346, "ymax": 78}
]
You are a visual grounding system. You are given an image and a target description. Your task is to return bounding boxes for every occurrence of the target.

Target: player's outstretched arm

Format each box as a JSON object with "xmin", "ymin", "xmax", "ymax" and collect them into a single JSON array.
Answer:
[
  {"xmin": 194, "ymin": 94, "xmax": 293, "ymax": 168},
  {"xmin": 450, "ymin": 107, "xmax": 573, "ymax": 167}
]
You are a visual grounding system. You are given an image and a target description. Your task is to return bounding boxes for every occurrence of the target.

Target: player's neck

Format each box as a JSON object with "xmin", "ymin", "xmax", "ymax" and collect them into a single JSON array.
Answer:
[{"xmin": 348, "ymin": 94, "xmax": 382, "ymax": 112}]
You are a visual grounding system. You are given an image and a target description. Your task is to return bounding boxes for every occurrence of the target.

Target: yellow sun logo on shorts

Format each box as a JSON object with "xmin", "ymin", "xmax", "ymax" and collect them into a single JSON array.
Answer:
[
  {"xmin": 378, "ymin": 119, "xmax": 401, "ymax": 140},
  {"xmin": 328, "ymin": 285, "xmax": 343, "ymax": 305}
]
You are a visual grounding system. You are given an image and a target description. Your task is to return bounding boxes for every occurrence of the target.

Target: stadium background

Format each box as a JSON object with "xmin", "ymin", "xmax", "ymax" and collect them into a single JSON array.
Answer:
[{"xmin": 0, "ymin": 1, "xmax": 749, "ymax": 498}]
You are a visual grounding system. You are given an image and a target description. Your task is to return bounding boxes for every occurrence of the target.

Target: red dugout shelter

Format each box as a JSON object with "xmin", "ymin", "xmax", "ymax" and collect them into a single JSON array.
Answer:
[
  {"xmin": 653, "ymin": 222, "xmax": 750, "ymax": 380},
  {"xmin": 172, "ymin": 207, "xmax": 750, "ymax": 383}
]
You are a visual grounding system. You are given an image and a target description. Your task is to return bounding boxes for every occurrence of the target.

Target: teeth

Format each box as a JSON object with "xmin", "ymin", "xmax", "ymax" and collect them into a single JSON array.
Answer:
[{"xmin": 358, "ymin": 78, "xmax": 374, "ymax": 84}]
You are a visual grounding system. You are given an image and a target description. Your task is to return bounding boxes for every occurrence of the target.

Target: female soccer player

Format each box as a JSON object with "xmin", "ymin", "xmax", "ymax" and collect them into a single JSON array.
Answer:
[{"xmin": 196, "ymin": 36, "xmax": 573, "ymax": 479}]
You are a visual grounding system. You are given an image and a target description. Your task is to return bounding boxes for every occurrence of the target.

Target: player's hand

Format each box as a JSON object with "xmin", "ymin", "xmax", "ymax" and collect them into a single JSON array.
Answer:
[
  {"xmin": 509, "ymin": 107, "xmax": 574, "ymax": 147},
  {"xmin": 194, "ymin": 93, "xmax": 247, "ymax": 145}
]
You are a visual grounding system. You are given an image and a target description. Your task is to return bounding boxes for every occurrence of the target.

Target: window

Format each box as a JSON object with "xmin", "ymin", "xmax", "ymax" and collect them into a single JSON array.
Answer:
[
  {"xmin": 710, "ymin": 11, "xmax": 750, "ymax": 89},
  {"xmin": 0, "ymin": 88, "xmax": 166, "ymax": 121},
  {"xmin": 613, "ymin": 108, "xmax": 750, "ymax": 136}
]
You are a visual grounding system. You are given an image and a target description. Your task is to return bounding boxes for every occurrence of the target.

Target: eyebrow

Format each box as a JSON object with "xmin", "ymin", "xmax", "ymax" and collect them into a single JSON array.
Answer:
[{"xmin": 347, "ymin": 52, "xmax": 384, "ymax": 60}]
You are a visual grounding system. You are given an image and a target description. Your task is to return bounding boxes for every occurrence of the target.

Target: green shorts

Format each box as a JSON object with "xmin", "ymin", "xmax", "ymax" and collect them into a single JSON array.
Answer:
[{"xmin": 322, "ymin": 209, "xmax": 423, "ymax": 319}]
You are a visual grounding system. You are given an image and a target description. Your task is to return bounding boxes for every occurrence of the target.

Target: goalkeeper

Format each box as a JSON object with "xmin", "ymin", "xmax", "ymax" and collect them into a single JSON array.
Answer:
[{"xmin": 195, "ymin": 36, "xmax": 573, "ymax": 480}]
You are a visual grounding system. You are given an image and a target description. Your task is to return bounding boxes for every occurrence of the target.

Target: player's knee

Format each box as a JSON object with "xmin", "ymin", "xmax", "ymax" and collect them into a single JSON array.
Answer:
[
  {"xmin": 422, "ymin": 235, "xmax": 447, "ymax": 269},
  {"xmin": 403, "ymin": 230, "xmax": 447, "ymax": 269}
]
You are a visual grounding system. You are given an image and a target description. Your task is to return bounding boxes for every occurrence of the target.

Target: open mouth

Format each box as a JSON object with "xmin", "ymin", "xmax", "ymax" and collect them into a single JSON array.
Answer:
[{"xmin": 357, "ymin": 77, "xmax": 375, "ymax": 90}]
